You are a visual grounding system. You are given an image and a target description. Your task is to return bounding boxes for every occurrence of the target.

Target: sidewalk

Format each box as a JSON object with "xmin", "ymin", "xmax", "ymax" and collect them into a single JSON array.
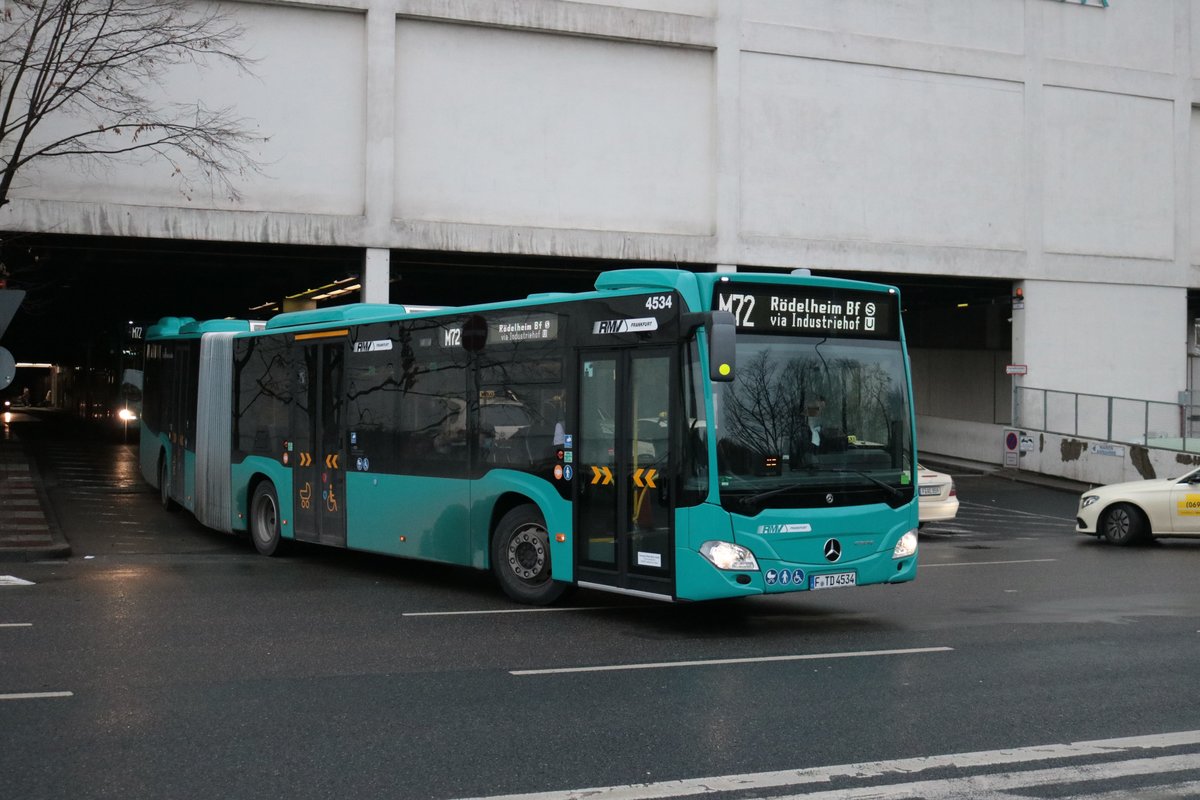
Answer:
[{"xmin": 0, "ymin": 419, "xmax": 70, "ymax": 561}]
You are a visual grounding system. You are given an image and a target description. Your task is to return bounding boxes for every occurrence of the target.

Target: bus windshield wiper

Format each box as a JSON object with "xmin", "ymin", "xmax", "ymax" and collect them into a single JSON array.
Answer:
[
  {"xmin": 735, "ymin": 481, "xmax": 810, "ymax": 508},
  {"xmin": 736, "ymin": 467, "xmax": 902, "ymax": 509},
  {"xmin": 826, "ymin": 468, "xmax": 904, "ymax": 501}
]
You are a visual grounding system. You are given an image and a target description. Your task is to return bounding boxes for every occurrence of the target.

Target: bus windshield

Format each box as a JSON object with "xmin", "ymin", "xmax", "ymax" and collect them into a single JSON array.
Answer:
[{"xmin": 712, "ymin": 333, "xmax": 912, "ymax": 511}]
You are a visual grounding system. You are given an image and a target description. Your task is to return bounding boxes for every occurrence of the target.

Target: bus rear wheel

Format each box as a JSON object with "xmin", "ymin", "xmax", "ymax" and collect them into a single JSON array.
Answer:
[
  {"xmin": 158, "ymin": 455, "xmax": 178, "ymax": 512},
  {"xmin": 250, "ymin": 482, "xmax": 285, "ymax": 556},
  {"xmin": 492, "ymin": 505, "xmax": 565, "ymax": 605}
]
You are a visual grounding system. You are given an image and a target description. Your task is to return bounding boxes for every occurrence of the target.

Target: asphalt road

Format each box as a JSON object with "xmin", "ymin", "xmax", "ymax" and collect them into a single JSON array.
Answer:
[{"xmin": 3, "ymin": 417, "xmax": 1200, "ymax": 799}]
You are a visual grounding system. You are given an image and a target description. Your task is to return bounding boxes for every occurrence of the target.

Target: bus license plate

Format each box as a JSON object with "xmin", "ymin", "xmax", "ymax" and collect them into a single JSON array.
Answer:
[{"xmin": 810, "ymin": 572, "xmax": 856, "ymax": 591}]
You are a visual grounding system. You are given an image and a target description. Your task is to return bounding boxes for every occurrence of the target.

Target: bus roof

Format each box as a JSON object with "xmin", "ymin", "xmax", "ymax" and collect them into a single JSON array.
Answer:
[{"xmin": 146, "ymin": 268, "xmax": 901, "ymax": 340}]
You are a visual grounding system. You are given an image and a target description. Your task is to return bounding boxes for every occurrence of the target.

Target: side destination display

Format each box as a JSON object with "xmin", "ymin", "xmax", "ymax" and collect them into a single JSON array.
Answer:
[{"xmin": 714, "ymin": 283, "xmax": 899, "ymax": 340}]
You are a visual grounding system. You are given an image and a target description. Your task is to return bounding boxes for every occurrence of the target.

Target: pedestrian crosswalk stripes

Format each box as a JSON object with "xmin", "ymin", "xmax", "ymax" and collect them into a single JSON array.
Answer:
[
  {"xmin": 451, "ymin": 730, "xmax": 1200, "ymax": 800},
  {"xmin": 0, "ymin": 434, "xmax": 60, "ymax": 556},
  {"xmin": 920, "ymin": 499, "xmax": 1076, "ymax": 540}
]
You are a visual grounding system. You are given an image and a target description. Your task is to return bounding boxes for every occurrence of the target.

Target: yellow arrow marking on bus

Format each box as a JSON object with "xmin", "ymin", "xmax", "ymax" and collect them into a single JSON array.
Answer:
[
  {"xmin": 633, "ymin": 468, "xmax": 657, "ymax": 489},
  {"xmin": 590, "ymin": 466, "xmax": 613, "ymax": 485}
]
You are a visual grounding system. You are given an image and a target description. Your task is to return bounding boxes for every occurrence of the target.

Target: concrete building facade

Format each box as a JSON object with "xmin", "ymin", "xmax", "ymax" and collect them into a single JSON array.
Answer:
[{"xmin": 4, "ymin": 0, "xmax": 1198, "ymax": 471}]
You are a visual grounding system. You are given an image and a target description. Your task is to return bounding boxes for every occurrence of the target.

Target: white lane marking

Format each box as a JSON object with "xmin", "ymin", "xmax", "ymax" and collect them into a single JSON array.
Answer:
[
  {"xmin": 0, "ymin": 623, "xmax": 33, "ymax": 627},
  {"xmin": 922, "ymin": 558, "xmax": 1057, "ymax": 568},
  {"xmin": 0, "ymin": 692, "xmax": 73, "ymax": 701},
  {"xmin": 404, "ymin": 606, "xmax": 624, "ymax": 617},
  {"xmin": 449, "ymin": 729, "xmax": 1200, "ymax": 800},
  {"xmin": 510, "ymin": 646, "xmax": 953, "ymax": 676},
  {"xmin": 0, "ymin": 576, "xmax": 35, "ymax": 586}
]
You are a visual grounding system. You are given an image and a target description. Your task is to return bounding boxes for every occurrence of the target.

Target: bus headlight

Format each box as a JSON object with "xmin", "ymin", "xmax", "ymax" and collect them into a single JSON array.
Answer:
[
  {"xmin": 700, "ymin": 541, "xmax": 759, "ymax": 571},
  {"xmin": 893, "ymin": 529, "xmax": 918, "ymax": 559}
]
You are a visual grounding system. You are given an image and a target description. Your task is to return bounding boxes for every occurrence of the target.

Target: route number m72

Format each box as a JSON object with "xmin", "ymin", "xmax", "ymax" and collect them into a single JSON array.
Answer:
[{"xmin": 717, "ymin": 293, "xmax": 756, "ymax": 327}]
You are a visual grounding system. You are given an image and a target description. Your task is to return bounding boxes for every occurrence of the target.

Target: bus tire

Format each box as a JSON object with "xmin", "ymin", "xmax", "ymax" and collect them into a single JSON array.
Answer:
[
  {"xmin": 1102, "ymin": 503, "xmax": 1148, "ymax": 546},
  {"xmin": 492, "ymin": 505, "xmax": 565, "ymax": 605},
  {"xmin": 250, "ymin": 481, "xmax": 286, "ymax": 556},
  {"xmin": 158, "ymin": 455, "xmax": 179, "ymax": 513}
]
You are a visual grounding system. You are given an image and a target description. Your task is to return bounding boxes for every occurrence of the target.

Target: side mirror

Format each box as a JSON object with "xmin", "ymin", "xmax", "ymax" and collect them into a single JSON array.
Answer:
[{"xmin": 682, "ymin": 311, "xmax": 736, "ymax": 383}]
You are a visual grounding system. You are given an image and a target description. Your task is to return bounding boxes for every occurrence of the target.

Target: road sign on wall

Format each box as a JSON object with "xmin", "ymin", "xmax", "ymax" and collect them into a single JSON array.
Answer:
[{"xmin": 1003, "ymin": 428, "xmax": 1020, "ymax": 468}]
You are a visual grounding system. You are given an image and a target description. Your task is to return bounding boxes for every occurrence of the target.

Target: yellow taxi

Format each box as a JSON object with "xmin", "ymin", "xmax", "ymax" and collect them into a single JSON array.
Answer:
[{"xmin": 1077, "ymin": 468, "xmax": 1200, "ymax": 545}]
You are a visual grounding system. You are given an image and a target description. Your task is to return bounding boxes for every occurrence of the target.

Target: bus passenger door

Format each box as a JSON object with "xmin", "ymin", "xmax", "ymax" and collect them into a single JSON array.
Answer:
[
  {"xmin": 168, "ymin": 342, "xmax": 189, "ymax": 503},
  {"xmin": 291, "ymin": 341, "xmax": 347, "ymax": 547},
  {"xmin": 575, "ymin": 349, "xmax": 674, "ymax": 599}
]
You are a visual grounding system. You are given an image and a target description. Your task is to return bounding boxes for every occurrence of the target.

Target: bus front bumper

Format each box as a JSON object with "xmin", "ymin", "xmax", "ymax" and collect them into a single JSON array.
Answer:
[{"xmin": 674, "ymin": 543, "xmax": 918, "ymax": 602}]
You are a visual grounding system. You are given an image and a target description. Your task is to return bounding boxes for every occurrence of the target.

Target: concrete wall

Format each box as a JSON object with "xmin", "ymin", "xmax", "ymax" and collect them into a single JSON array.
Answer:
[
  {"xmin": 911, "ymin": 349, "xmax": 1012, "ymax": 425},
  {"xmin": 918, "ymin": 415, "xmax": 1009, "ymax": 465},
  {"xmin": 393, "ymin": 19, "xmax": 714, "ymax": 235},
  {"xmin": 4, "ymin": 0, "xmax": 1200, "ymax": 435},
  {"xmin": 1013, "ymin": 281, "xmax": 1187, "ymax": 403},
  {"xmin": 17, "ymin": 2, "xmax": 368, "ymax": 216},
  {"xmin": 1012, "ymin": 428, "xmax": 1200, "ymax": 486},
  {"xmin": 915, "ymin": 415, "xmax": 1200, "ymax": 489}
]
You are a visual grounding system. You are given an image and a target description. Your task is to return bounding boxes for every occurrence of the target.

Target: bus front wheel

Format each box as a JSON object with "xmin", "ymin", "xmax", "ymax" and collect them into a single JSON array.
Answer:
[
  {"xmin": 250, "ymin": 482, "xmax": 285, "ymax": 556},
  {"xmin": 492, "ymin": 505, "xmax": 565, "ymax": 606}
]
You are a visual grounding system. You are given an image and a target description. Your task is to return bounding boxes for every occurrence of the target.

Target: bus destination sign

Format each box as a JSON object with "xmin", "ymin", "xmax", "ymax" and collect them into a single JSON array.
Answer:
[
  {"xmin": 492, "ymin": 313, "xmax": 558, "ymax": 343},
  {"xmin": 714, "ymin": 284, "xmax": 898, "ymax": 339}
]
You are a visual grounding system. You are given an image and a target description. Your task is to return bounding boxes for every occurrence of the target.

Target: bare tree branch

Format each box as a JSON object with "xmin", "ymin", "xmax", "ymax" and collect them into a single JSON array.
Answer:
[{"xmin": 0, "ymin": 0, "xmax": 268, "ymax": 208}]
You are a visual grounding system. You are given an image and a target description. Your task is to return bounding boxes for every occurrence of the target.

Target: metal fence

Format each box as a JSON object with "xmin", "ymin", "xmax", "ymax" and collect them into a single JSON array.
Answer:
[{"xmin": 1013, "ymin": 386, "xmax": 1200, "ymax": 453}]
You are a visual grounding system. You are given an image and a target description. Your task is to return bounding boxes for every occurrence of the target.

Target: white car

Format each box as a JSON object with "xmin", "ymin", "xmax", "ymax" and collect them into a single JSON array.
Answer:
[
  {"xmin": 1077, "ymin": 467, "xmax": 1200, "ymax": 545},
  {"xmin": 917, "ymin": 463, "xmax": 958, "ymax": 525}
]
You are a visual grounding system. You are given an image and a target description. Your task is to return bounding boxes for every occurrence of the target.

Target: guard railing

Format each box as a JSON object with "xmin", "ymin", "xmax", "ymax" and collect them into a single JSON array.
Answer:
[{"xmin": 1013, "ymin": 386, "xmax": 1200, "ymax": 453}]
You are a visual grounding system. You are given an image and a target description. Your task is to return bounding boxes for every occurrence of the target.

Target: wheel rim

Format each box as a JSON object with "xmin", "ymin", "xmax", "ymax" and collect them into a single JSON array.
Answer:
[
  {"xmin": 1106, "ymin": 508, "xmax": 1130, "ymax": 539},
  {"xmin": 254, "ymin": 492, "xmax": 277, "ymax": 544},
  {"xmin": 506, "ymin": 524, "xmax": 549, "ymax": 584}
]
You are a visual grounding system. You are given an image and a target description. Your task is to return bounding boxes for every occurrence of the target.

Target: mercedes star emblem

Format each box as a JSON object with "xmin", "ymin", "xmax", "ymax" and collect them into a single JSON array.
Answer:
[{"xmin": 823, "ymin": 539, "xmax": 842, "ymax": 562}]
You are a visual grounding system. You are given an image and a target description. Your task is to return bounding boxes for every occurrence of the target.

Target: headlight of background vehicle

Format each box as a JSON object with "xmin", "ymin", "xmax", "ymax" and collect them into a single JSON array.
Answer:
[
  {"xmin": 700, "ymin": 541, "xmax": 759, "ymax": 571},
  {"xmin": 1081, "ymin": 495, "xmax": 1099, "ymax": 508}
]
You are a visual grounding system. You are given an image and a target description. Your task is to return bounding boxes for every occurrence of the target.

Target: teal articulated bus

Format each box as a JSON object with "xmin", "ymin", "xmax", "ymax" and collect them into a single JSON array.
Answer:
[{"xmin": 141, "ymin": 268, "xmax": 919, "ymax": 604}]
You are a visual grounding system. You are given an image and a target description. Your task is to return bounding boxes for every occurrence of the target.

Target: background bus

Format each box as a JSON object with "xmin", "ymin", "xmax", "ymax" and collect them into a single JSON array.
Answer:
[{"xmin": 140, "ymin": 269, "xmax": 919, "ymax": 604}]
